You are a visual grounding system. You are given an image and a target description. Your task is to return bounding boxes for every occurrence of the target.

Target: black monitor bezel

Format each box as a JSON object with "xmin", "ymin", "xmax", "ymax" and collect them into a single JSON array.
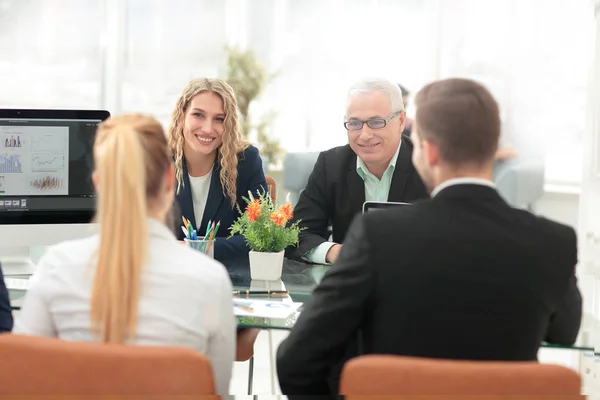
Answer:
[
  {"xmin": 0, "ymin": 109, "xmax": 109, "ymax": 225},
  {"xmin": 362, "ymin": 201, "xmax": 412, "ymax": 213}
]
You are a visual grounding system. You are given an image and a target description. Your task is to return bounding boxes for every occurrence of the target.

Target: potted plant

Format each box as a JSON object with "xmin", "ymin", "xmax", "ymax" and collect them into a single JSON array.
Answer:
[{"xmin": 229, "ymin": 190, "xmax": 303, "ymax": 280}]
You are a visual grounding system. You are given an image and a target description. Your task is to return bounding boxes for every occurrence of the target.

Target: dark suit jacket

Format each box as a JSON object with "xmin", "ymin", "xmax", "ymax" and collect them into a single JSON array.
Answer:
[
  {"xmin": 289, "ymin": 135, "xmax": 428, "ymax": 259},
  {"xmin": 0, "ymin": 265, "xmax": 14, "ymax": 332},
  {"xmin": 277, "ymin": 184, "xmax": 582, "ymax": 398},
  {"xmin": 174, "ymin": 145, "xmax": 268, "ymax": 261}
]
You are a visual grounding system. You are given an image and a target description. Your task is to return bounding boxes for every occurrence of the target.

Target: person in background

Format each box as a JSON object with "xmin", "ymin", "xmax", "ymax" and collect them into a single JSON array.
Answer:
[
  {"xmin": 14, "ymin": 115, "xmax": 235, "ymax": 397},
  {"xmin": 288, "ymin": 78, "xmax": 428, "ymax": 265},
  {"xmin": 168, "ymin": 78, "xmax": 268, "ymax": 262},
  {"xmin": 277, "ymin": 78, "xmax": 581, "ymax": 398},
  {"xmin": 398, "ymin": 83, "xmax": 413, "ymax": 136},
  {"xmin": 0, "ymin": 266, "xmax": 13, "ymax": 332}
]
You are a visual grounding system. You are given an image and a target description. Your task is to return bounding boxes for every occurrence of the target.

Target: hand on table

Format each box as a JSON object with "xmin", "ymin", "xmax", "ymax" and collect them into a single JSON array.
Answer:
[{"xmin": 326, "ymin": 244, "xmax": 342, "ymax": 264}]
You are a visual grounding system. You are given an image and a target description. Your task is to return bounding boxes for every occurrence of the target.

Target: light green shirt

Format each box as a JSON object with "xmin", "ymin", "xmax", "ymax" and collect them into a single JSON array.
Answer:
[{"xmin": 305, "ymin": 142, "xmax": 402, "ymax": 264}]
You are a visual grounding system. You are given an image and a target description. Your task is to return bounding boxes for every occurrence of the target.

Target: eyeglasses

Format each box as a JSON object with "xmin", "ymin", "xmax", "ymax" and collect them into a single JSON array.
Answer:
[{"xmin": 344, "ymin": 111, "xmax": 401, "ymax": 131}]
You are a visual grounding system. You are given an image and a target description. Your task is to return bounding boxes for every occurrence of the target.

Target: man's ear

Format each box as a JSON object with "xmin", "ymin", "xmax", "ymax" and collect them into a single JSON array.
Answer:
[
  {"xmin": 398, "ymin": 111, "xmax": 407, "ymax": 133},
  {"xmin": 423, "ymin": 139, "xmax": 439, "ymax": 167},
  {"xmin": 92, "ymin": 171, "xmax": 99, "ymax": 192}
]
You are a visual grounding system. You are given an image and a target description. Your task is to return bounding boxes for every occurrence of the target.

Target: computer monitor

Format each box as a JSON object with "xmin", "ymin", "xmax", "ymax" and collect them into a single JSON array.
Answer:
[
  {"xmin": 0, "ymin": 109, "xmax": 110, "ymax": 274},
  {"xmin": 362, "ymin": 201, "xmax": 412, "ymax": 213}
]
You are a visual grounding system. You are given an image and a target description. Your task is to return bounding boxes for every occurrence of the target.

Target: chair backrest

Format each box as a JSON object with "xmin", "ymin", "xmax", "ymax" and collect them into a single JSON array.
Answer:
[
  {"xmin": 266, "ymin": 175, "xmax": 277, "ymax": 203},
  {"xmin": 340, "ymin": 355, "xmax": 581, "ymax": 399},
  {"xmin": 494, "ymin": 160, "xmax": 545, "ymax": 210},
  {"xmin": 283, "ymin": 151, "xmax": 320, "ymax": 205},
  {"xmin": 0, "ymin": 334, "xmax": 217, "ymax": 399}
]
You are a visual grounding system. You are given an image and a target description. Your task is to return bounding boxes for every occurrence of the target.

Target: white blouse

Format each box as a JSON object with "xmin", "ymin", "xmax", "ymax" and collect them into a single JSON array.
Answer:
[
  {"xmin": 189, "ymin": 169, "xmax": 213, "ymax": 229},
  {"xmin": 14, "ymin": 218, "xmax": 235, "ymax": 397}
]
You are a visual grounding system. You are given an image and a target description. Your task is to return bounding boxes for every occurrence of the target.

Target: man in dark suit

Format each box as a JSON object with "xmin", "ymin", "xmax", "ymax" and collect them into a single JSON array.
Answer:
[
  {"xmin": 0, "ymin": 264, "xmax": 14, "ymax": 332},
  {"xmin": 277, "ymin": 78, "xmax": 582, "ymax": 398},
  {"xmin": 290, "ymin": 78, "xmax": 428, "ymax": 264}
]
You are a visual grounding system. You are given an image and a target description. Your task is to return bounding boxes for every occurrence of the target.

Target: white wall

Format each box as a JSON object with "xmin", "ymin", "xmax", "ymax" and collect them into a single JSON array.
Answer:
[
  {"xmin": 0, "ymin": 0, "xmax": 593, "ymax": 185},
  {"xmin": 535, "ymin": 191, "xmax": 580, "ymax": 229}
]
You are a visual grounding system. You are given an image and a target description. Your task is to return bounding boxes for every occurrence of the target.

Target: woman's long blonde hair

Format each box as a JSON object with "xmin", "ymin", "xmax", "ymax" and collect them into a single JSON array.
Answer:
[
  {"xmin": 91, "ymin": 114, "xmax": 171, "ymax": 344},
  {"xmin": 168, "ymin": 78, "xmax": 250, "ymax": 207}
]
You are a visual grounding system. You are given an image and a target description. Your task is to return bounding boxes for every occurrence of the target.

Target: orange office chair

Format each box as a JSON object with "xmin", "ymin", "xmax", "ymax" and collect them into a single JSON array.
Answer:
[
  {"xmin": 340, "ymin": 355, "xmax": 582, "ymax": 400},
  {"xmin": 266, "ymin": 175, "xmax": 276, "ymax": 203},
  {"xmin": 0, "ymin": 334, "xmax": 217, "ymax": 400}
]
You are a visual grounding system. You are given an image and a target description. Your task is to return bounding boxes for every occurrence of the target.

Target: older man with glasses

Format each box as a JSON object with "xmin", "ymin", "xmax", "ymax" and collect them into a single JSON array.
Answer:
[{"xmin": 288, "ymin": 78, "xmax": 428, "ymax": 265}]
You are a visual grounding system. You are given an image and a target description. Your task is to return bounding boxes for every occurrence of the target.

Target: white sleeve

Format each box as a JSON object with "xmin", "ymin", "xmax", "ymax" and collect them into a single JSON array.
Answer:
[
  {"xmin": 304, "ymin": 241, "xmax": 336, "ymax": 264},
  {"xmin": 205, "ymin": 271, "xmax": 235, "ymax": 398},
  {"xmin": 13, "ymin": 251, "xmax": 57, "ymax": 337}
]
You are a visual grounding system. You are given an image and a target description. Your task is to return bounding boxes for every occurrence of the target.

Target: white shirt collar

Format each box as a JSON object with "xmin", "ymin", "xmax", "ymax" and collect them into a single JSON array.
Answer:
[
  {"xmin": 356, "ymin": 139, "xmax": 402, "ymax": 177},
  {"xmin": 148, "ymin": 218, "xmax": 177, "ymax": 240},
  {"xmin": 431, "ymin": 177, "xmax": 496, "ymax": 198}
]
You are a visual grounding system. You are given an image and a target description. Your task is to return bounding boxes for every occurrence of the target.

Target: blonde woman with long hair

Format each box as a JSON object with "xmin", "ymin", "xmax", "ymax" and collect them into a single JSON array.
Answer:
[
  {"xmin": 14, "ymin": 115, "xmax": 235, "ymax": 397},
  {"xmin": 169, "ymin": 78, "xmax": 268, "ymax": 261}
]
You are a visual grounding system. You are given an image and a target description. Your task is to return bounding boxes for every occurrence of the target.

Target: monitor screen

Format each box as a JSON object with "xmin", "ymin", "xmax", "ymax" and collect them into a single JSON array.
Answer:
[{"xmin": 0, "ymin": 109, "xmax": 110, "ymax": 225}]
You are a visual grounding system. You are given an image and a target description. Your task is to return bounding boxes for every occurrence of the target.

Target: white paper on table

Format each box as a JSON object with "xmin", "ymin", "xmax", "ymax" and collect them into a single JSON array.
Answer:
[{"xmin": 233, "ymin": 298, "xmax": 302, "ymax": 319}]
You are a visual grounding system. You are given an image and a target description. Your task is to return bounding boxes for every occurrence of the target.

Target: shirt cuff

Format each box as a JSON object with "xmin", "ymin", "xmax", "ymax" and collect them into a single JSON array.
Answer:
[{"xmin": 304, "ymin": 242, "xmax": 336, "ymax": 265}]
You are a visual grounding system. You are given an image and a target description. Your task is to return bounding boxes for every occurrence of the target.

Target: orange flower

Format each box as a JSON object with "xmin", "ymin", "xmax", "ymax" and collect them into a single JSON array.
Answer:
[
  {"xmin": 269, "ymin": 211, "xmax": 287, "ymax": 226},
  {"xmin": 246, "ymin": 199, "xmax": 262, "ymax": 222},
  {"xmin": 278, "ymin": 203, "xmax": 293, "ymax": 221}
]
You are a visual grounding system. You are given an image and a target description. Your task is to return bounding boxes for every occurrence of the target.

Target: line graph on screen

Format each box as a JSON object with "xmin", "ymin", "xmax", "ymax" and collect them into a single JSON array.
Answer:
[{"xmin": 32, "ymin": 154, "xmax": 65, "ymax": 171}]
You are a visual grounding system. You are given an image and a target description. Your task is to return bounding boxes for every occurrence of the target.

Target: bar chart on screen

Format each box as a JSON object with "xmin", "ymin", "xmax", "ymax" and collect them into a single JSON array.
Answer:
[
  {"xmin": 29, "ymin": 175, "xmax": 63, "ymax": 191},
  {"xmin": 0, "ymin": 154, "xmax": 22, "ymax": 173},
  {"xmin": 3, "ymin": 135, "xmax": 22, "ymax": 148},
  {"xmin": 29, "ymin": 175, "xmax": 65, "ymax": 194}
]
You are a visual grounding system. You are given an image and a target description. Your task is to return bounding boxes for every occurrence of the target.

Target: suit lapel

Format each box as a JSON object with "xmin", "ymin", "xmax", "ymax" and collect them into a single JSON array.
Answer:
[
  {"xmin": 177, "ymin": 159, "xmax": 197, "ymax": 228},
  {"xmin": 200, "ymin": 163, "xmax": 225, "ymax": 231},
  {"xmin": 347, "ymin": 151, "xmax": 366, "ymax": 215},
  {"xmin": 388, "ymin": 138, "xmax": 412, "ymax": 201}
]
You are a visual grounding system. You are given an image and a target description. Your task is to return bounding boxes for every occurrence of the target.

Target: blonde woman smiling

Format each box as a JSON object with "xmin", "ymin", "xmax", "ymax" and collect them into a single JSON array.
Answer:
[{"xmin": 168, "ymin": 78, "xmax": 268, "ymax": 261}]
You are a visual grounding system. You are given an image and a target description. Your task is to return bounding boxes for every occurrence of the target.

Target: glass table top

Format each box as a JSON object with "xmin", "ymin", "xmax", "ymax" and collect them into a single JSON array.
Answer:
[
  {"xmin": 229, "ymin": 258, "xmax": 322, "ymax": 330},
  {"xmin": 8, "ymin": 258, "xmax": 325, "ymax": 330},
  {"xmin": 8, "ymin": 258, "xmax": 592, "ymax": 352}
]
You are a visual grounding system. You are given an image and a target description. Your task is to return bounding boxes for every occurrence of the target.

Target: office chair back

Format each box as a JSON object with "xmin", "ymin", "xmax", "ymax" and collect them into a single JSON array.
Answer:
[
  {"xmin": 340, "ymin": 355, "xmax": 581, "ymax": 400},
  {"xmin": 494, "ymin": 160, "xmax": 545, "ymax": 210},
  {"xmin": 266, "ymin": 175, "xmax": 277, "ymax": 203},
  {"xmin": 0, "ymin": 334, "xmax": 217, "ymax": 399},
  {"xmin": 283, "ymin": 151, "xmax": 320, "ymax": 205}
]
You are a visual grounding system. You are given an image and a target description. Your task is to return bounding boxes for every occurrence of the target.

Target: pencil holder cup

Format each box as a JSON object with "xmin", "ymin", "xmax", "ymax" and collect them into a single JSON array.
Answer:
[{"xmin": 184, "ymin": 237, "xmax": 215, "ymax": 258}]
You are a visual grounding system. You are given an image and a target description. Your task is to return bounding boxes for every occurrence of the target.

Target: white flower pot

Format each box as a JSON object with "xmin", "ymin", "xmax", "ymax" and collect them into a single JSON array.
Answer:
[
  {"xmin": 250, "ymin": 278, "xmax": 284, "ymax": 291},
  {"xmin": 249, "ymin": 250, "xmax": 285, "ymax": 281}
]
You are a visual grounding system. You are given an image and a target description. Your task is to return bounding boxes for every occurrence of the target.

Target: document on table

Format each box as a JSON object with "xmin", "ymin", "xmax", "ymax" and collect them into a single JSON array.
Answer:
[{"xmin": 233, "ymin": 298, "xmax": 302, "ymax": 319}]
